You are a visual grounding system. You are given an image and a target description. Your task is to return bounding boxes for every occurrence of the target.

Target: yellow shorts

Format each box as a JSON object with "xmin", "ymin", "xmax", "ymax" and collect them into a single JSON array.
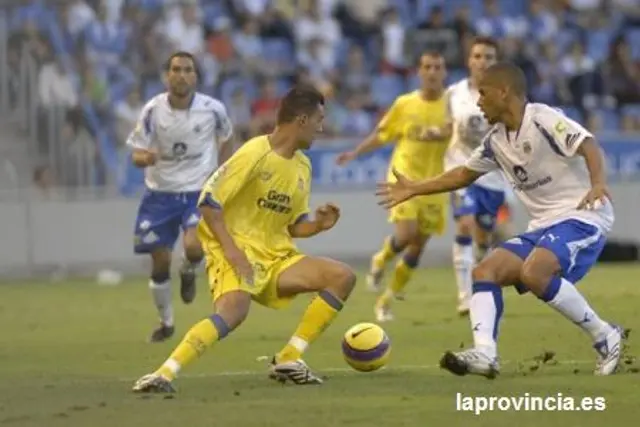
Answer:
[
  {"xmin": 388, "ymin": 197, "xmax": 447, "ymax": 235},
  {"xmin": 203, "ymin": 245, "xmax": 305, "ymax": 310}
]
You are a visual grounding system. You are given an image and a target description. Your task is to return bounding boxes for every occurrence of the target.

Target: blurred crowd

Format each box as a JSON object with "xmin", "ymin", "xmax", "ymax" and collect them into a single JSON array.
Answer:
[{"xmin": 2, "ymin": 0, "xmax": 640, "ymax": 190}]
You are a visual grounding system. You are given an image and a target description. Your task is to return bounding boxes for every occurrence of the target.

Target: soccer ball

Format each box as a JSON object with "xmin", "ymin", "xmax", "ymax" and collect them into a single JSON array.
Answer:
[{"xmin": 341, "ymin": 322, "xmax": 391, "ymax": 372}]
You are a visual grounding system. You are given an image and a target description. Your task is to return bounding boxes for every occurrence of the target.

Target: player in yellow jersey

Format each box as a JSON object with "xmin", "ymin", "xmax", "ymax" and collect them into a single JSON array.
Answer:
[
  {"xmin": 132, "ymin": 85, "xmax": 356, "ymax": 392},
  {"xmin": 336, "ymin": 52, "xmax": 452, "ymax": 322}
]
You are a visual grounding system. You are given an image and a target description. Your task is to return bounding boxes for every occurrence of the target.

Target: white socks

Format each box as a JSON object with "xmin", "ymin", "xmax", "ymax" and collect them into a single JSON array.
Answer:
[
  {"xmin": 453, "ymin": 236, "xmax": 474, "ymax": 303},
  {"xmin": 149, "ymin": 279, "xmax": 174, "ymax": 327},
  {"xmin": 541, "ymin": 277, "xmax": 611, "ymax": 342},
  {"xmin": 469, "ymin": 281, "xmax": 504, "ymax": 360}
]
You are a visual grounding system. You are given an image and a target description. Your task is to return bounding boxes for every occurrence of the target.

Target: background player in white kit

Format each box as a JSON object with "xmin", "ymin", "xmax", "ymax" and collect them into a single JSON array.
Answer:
[
  {"xmin": 127, "ymin": 52, "xmax": 234, "ymax": 342},
  {"xmin": 446, "ymin": 37, "xmax": 510, "ymax": 316},
  {"xmin": 378, "ymin": 62, "xmax": 624, "ymax": 378}
]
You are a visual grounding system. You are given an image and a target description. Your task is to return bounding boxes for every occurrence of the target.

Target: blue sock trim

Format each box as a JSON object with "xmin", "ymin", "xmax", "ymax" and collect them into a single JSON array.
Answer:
[
  {"xmin": 455, "ymin": 235, "xmax": 473, "ymax": 246},
  {"xmin": 471, "ymin": 281, "xmax": 504, "ymax": 340},
  {"xmin": 319, "ymin": 289, "xmax": 344, "ymax": 311},
  {"xmin": 472, "ymin": 281, "xmax": 499, "ymax": 294},
  {"xmin": 151, "ymin": 271, "xmax": 170, "ymax": 283},
  {"xmin": 208, "ymin": 314, "xmax": 231, "ymax": 339},
  {"xmin": 540, "ymin": 276, "xmax": 562, "ymax": 302},
  {"xmin": 389, "ymin": 236, "xmax": 403, "ymax": 253},
  {"xmin": 402, "ymin": 254, "xmax": 419, "ymax": 268}
]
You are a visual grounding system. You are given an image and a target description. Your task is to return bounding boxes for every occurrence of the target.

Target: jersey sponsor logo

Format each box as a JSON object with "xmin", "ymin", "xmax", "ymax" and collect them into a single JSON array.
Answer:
[
  {"xmin": 511, "ymin": 165, "xmax": 553, "ymax": 191},
  {"xmin": 257, "ymin": 190, "xmax": 292, "ymax": 214},
  {"xmin": 158, "ymin": 142, "xmax": 204, "ymax": 162}
]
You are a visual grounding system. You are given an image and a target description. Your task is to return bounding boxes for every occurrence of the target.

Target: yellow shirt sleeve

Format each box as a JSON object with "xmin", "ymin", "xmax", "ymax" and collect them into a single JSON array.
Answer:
[
  {"xmin": 291, "ymin": 159, "xmax": 311, "ymax": 224},
  {"xmin": 376, "ymin": 99, "xmax": 403, "ymax": 143},
  {"xmin": 198, "ymin": 143, "xmax": 265, "ymax": 209}
]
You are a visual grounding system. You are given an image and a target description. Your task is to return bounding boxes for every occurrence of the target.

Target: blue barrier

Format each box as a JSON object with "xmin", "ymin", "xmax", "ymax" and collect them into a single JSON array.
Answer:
[{"xmin": 119, "ymin": 133, "xmax": 640, "ymax": 195}]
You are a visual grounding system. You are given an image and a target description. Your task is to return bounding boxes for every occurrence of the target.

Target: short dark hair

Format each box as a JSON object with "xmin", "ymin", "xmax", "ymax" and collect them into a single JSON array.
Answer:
[
  {"xmin": 470, "ymin": 36, "xmax": 500, "ymax": 57},
  {"xmin": 484, "ymin": 62, "xmax": 527, "ymax": 97},
  {"xmin": 164, "ymin": 51, "xmax": 201, "ymax": 78},
  {"xmin": 276, "ymin": 84, "xmax": 325, "ymax": 125}
]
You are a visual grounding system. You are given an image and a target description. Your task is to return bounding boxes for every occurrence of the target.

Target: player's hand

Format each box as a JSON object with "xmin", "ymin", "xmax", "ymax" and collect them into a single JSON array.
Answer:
[
  {"xmin": 144, "ymin": 149, "xmax": 158, "ymax": 166},
  {"xmin": 315, "ymin": 203, "xmax": 340, "ymax": 230},
  {"xmin": 577, "ymin": 184, "xmax": 612, "ymax": 210},
  {"xmin": 336, "ymin": 151, "xmax": 357, "ymax": 166},
  {"xmin": 224, "ymin": 246, "xmax": 254, "ymax": 285},
  {"xmin": 376, "ymin": 169, "xmax": 418, "ymax": 209},
  {"xmin": 420, "ymin": 126, "xmax": 441, "ymax": 141}
]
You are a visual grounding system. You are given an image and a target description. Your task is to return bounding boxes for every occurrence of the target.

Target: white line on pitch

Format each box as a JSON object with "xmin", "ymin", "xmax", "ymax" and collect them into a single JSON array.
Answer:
[{"xmin": 119, "ymin": 359, "xmax": 594, "ymax": 382}]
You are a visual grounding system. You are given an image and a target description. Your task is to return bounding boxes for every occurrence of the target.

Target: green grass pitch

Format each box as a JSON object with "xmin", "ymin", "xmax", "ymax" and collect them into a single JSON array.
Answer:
[{"xmin": 1, "ymin": 264, "xmax": 640, "ymax": 426}]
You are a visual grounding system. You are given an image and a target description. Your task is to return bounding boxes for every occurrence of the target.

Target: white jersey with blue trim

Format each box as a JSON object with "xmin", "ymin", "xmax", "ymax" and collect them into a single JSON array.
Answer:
[
  {"xmin": 126, "ymin": 92, "xmax": 233, "ymax": 192},
  {"xmin": 446, "ymin": 78, "xmax": 505, "ymax": 191},
  {"xmin": 465, "ymin": 102, "xmax": 614, "ymax": 233}
]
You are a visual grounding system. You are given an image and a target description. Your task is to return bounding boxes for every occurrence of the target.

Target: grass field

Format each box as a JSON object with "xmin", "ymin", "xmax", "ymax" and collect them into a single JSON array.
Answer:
[{"xmin": 1, "ymin": 264, "xmax": 640, "ymax": 426}]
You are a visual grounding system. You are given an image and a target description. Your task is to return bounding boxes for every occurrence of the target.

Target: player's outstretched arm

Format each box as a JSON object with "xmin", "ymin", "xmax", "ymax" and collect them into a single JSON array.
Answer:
[
  {"xmin": 288, "ymin": 203, "xmax": 340, "ymax": 238},
  {"xmin": 576, "ymin": 137, "xmax": 612, "ymax": 210},
  {"xmin": 376, "ymin": 166, "xmax": 482, "ymax": 209},
  {"xmin": 335, "ymin": 130, "xmax": 385, "ymax": 165}
]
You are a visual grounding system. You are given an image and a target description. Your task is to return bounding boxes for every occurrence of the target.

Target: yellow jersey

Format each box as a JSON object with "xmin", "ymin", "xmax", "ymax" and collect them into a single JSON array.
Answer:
[
  {"xmin": 377, "ymin": 90, "xmax": 450, "ymax": 181},
  {"xmin": 197, "ymin": 135, "xmax": 310, "ymax": 260}
]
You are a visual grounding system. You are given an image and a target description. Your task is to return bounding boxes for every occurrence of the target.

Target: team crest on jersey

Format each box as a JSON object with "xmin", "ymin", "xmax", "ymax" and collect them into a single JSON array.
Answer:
[
  {"xmin": 259, "ymin": 171, "xmax": 273, "ymax": 181},
  {"xmin": 522, "ymin": 141, "xmax": 532, "ymax": 154},
  {"xmin": 172, "ymin": 142, "xmax": 187, "ymax": 156},
  {"xmin": 298, "ymin": 177, "xmax": 305, "ymax": 190},
  {"xmin": 512, "ymin": 165, "xmax": 529, "ymax": 183},
  {"xmin": 193, "ymin": 124, "xmax": 201, "ymax": 133}
]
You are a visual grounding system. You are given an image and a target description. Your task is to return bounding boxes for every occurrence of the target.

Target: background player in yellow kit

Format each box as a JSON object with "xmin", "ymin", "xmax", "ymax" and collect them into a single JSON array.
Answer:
[
  {"xmin": 336, "ymin": 52, "xmax": 452, "ymax": 322},
  {"xmin": 132, "ymin": 85, "xmax": 356, "ymax": 393}
]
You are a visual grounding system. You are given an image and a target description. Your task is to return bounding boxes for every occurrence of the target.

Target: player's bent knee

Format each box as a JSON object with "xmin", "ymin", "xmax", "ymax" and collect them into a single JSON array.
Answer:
[
  {"xmin": 324, "ymin": 263, "xmax": 357, "ymax": 301},
  {"xmin": 183, "ymin": 231, "xmax": 203, "ymax": 261},
  {"xmin": 471, "ymin": 262, "xmax": 496, "ymax": 284},
  {"xmin": 456, "ymin": 216, "xmax": 474, "ymax": 237},
  {"xmin": 214, "ymin": 291, "xmax": 251, "ymax": 330},
  {"xmin": 519, "ymin": 261, "xmax": 553, "ymax": 296}
]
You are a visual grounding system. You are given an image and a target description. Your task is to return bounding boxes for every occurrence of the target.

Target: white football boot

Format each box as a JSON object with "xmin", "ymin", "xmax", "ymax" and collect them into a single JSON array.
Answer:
[
  {"xmin": 132, "ymin": 373, "xmax": 176, "ymax": 393},
  {"xmin": 268, "ymin": 357, "xmax": 323, "ymax": 385},
  {"xmin": 439, "ymin": 348, "xmax": 500, "ymax": 379},
  {"xmin": 593, "ymin": 325, "xmax": 625, "ymax": 376}
]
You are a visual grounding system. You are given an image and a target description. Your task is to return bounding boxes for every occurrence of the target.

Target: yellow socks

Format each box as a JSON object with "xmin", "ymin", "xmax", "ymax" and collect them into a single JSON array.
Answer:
[
  {"xmin": 376, "ymin": 255, "xmax": 419, "ymax": 307},
  {"xmin": 371, "ymin": 236, "xmax": 403, "ymax": 272},
  {"xmin": 156, "ymin": 314, "xmax": 230, "ymax": 381},
  {"xmin": 277, "ymin": 290, "xmax": 344, "ymax": 363}
]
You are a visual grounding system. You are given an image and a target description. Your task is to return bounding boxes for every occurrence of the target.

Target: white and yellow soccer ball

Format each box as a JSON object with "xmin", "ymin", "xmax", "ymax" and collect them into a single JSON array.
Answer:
[{"xmin": 341, "ymin": 322, "xmax": 391, "ymax": 372}]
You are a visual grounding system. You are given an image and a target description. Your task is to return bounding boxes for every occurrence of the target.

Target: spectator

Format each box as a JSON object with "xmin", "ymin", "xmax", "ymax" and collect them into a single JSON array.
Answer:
[
  {"xmin": 38, "ymin": 56, "xmax": 79, "ymax": 109},
  {"xmin": 603, "ymin": 36, "xmax": 640, "ymax": 105},
  {"xmin": 163, "ymin": 1, "xmax": 204, "ymax": 55},
  {"xmin": 232, "ymin": 17, "xmax": 265, "ymax": 74},
  {"xmin": 33, "ymin": 165, "xmax": 56, "ymax": 198},
  {"xmin": 414, "ymin": 6, "xmax": 459, "ymax": 66},
  {"xmin": 226, "ymin": 87, "xmax": 252, "ymax": 141},
  {"xmin": 298, "ymin": 38, "xmax": 336, "ymax": 86},
  {"xmin": 476, "ymin": 0, "xmax": 528, "ymax": 39},
  {"xmin": 341, "ymin": 45, "xmax": 371, "ymax": 94},
  {"xmin": 380, "ymin": 8, "xmax": 408, "ymax": 75},
  {"xmin": 558, "ymin": 41, "xmax": 601, "ymax": 107},
  {"xmin": 293, "ymin": 0, "xmax": 341, "ymax": 65},
  {"xmin": 114, "ymin": 87, "xmax": 143, "ymax": 149},
  {"xmin": 259, "ymin": 4, "xmax": 295, "ymax": 42},
  {"xmin": 527, "ymin": 0, "xmax": 559, "ymax": 42},
  {"xmin": 250, "ymin": 78, "xmax": 280, "ymax": 134}
]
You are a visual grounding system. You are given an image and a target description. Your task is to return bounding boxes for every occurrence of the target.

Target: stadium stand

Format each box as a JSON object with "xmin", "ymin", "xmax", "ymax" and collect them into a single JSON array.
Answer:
[{"xmin": 0, "ymin": 0, "xmax": 639, "ymax": 195}]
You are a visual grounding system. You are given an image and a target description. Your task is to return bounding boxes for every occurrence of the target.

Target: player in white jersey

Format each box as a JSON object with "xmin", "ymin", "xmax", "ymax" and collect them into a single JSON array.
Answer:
[
  {"xmin": 127, "ymin": 52, "xmax": 234, "ymax": 342},
  {"xmin": 446, "ymin": 37, "xmax": 510, "ymax": 316},
  {"xmin": 377, "ymin": 62, "xmax": 624, "ymax": 378}
]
